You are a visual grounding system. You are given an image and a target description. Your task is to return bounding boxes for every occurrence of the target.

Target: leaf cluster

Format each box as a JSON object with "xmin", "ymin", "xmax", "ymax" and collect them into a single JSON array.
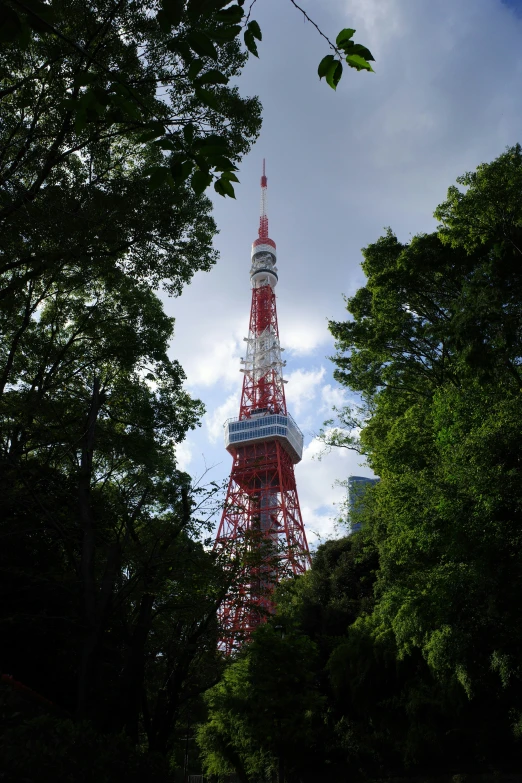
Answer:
[{"xmin": 318, "ymin": 27, "xmax": 374, "ymax": 90}]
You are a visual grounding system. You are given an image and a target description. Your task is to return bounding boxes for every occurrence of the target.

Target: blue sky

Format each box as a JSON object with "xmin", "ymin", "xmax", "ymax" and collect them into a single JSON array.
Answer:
[{"xmin": 164, "ymin": 0, "xmax": 522, "ymax": 546}]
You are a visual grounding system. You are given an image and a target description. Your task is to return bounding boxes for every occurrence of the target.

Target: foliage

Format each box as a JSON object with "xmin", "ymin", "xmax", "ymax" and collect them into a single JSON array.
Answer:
[
  {"xmin": 0, "ymin": 715, "xmax": 171, "ymax": 783},
  {"xmin": 0, "ymin": 0, "xmax": 251, "ymax": 766},
  {"xmin": 198, "ymin": 623, "xmax": 322, "ymax": 782},
  {"xmin": 0, "ymin": 0, "xmax": 374, "ymax": 213},
  {"xmin": 325, "ymin": 144, "xmax": 522, "ymax": 770},
  {"xmin": 318, "ymin": 26, "xmax": 374, "ymax": 90}
]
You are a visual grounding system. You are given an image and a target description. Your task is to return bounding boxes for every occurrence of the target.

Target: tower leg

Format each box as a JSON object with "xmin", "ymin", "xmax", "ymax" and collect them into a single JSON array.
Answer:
[{"xmin": 214, "ymin": 442, "xmax": 310, "ymax": 653}]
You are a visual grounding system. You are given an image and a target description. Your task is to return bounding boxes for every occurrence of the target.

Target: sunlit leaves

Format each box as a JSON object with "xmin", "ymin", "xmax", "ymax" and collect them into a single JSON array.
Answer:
[
  {"xmin": 345, "ymin": 53, "xmax": 374, "ymax": 72},
  {"xmin": 336, "ymin": 28, "xmax": 356, "ymax": 47},
  {"xmin": 0, "ymin": 0, "xmax": 377, "ymax": 202},
  {"xmin": 317, "ymin": 54, "xmax": 342, "ymax": 90},
  {"xmin": 319, "ymin": 28, "xmax": 375, "ymax": 89}
]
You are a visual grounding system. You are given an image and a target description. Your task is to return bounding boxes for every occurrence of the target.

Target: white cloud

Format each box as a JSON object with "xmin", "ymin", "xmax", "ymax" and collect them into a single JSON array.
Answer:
[
  {"xmin": 295, "ymin": 435, "xmax": 375, "ymax": 548},
  {"xmin": 320, "ymin": 383, "xmax": 350, "ymax": 414},
  {"xmin": 345, "ymin": 0, "xmax": 403, "ymax": 45},
  {"xmin": 283, "ymin": 317, "xmax": 330, "ymax": 356},
  {"xmin": 184, "ymin": 333, "xmax": 243, "ymax": 389},
  {"xmin": 175, "ymin": 439, "xmax": 193, "ymax": 472},
  {"xmin": 285, "ymin": 367, "xmax": 325, "ymax": 415},
  {"xmin": 205, "ymin": 391, "xmax": 241, "ymax": 444}
]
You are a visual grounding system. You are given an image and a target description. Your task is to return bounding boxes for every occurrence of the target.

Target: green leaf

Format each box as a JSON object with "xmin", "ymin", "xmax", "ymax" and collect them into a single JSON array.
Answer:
[
  {"xmin": 346, "ymin": 54, "xmax": 374, "ymax": 72},
  {"xmin": 109, "ymin": 93, "xmax": 142, "ymax": 120},
  {"xmin": 187, "ymin": 0, "xmax": 207, "ymax": 20},
  {"xmin": 136, "ymin": 122, "xmax": 166, "ymax": 142},
  {"xmin": 187, "ymin": 30, "xmax": 218, "ymax": 59},
  {"xmin": 191, "ymin": 169, "xmax": 213, "ymax": 195},
  {"xmin": 196, "ymin": 69, "xmax": 229, "ymax": 86},
  {"xmin": 202, "ymin": 134, "xmax": 228, "ymax": 146},
  {"xmin": 158, "ymin": 0, "xmax": 185, "ymax": 28},
  {"xmin": 204, "ymin": 155, "xmax": 236, "ymax": 171},
  {"xmin": 170, "ymin": 158, "xmax": 194, "ymax": 180},
  {"xmin": 183, "ymin": 123, "xmax": 196, "ymax": 143},
  {"xmin": 187, "ymin": 59, "xmax": 205, "ymax": 80},
  {"xmin": 74, "ymin": 110, "xmax": 88, "ymax": 133},
  {"xmin": 325, "ymin": 59, "xmax": 343, "ymax": 90},
  {"xmin": 73, "ymin": 72, "xmax": 99, "ymax": 88},
  {"xmin": 215, "ymin": 4, "xmax": 244, "ymax": 23},
  {"xmin": 109, "ymin": 82, "xmax": 130, "ymax": 97},
  {"xmin": 336, "ymin": 27, "xmax": 356, "ymax": 47},
  {"xmin": 247, "ymin": 20, "xmax": 262, "ymax": 41},
  {"xmin": 166, "ymin": 38, "xmax": 193, "ymax": 62},
  {"xmin": 195, "ymin": 86, "xmax": 220, "ymax": 110},
  {"xmin": 244, "ymin": 30, "xmax": 258, "ymax": 57},
  {"xmin": 318, "ymin": 54, "xmax": 335, "ymax": 79},
  {"xmin": 208, "ymin": 24, "xmax": 241, "ymax": 42},
  {"xmin": 196, "ymin": 144, "xmax": 229, "ymax": 157},
  {"xmin": 146, "ymin": 165, "xmax": 173, "ymax": 189},
  {"xmin": 214, "ymin": 177, "xmax": 235, "ymax": 198},
  {"xmin": 156, "ymin": 137, "xmax": 181, "ymax": 151},
  {"xmin": 342, "ymin": 41, "xmax": 375, "ymax": 61},
  {"xmin": 137, "ymin": 130, "xmax": 164, "ymax": 142},
  {"xmin": 221, "ymin": 170, "xmax": 239, "ymax": 183},
  {"xmin": 0, "ymin": 5, "xmax": 23, "ymax": 43}
]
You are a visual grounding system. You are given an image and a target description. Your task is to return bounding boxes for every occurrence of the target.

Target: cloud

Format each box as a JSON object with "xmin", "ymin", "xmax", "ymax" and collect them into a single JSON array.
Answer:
[
  {"xmin": 285, "ymin": 367, "xmax": 326, "ymax": 415},
  {"xmin": 320, "ymin": 383, "xmax": 350, "ymax": 414},
  {"xmin": 205, "ymin": 391, "xmax": 241, "ymax": 444},
  {"xmin": 345, "ymin": 0, "xmax": 403, "ymax": 45},
  {"xmin": 282, "ymin": 317, "xmax": 330, "ymax": 356},
  {"xmin": 175, "ymin": 439, "xmax": 193, "ymax": 472},
  {"xmin": 183, "ymin": 333, "xmax": 243, "ymax": 389},
  {"xmin": 295, "ymin": 435, "xmax": 375, "ymax": 547}
]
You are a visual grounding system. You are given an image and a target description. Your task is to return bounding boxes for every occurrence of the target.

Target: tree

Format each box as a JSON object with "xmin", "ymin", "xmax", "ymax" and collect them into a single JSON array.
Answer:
[
  {"xmin": 197, "ymin": 622, "xmax": 322, "ymax": 783},
  {"xmin": 323, "ymin": 144, "xmax": 522, "ymax": 771}
]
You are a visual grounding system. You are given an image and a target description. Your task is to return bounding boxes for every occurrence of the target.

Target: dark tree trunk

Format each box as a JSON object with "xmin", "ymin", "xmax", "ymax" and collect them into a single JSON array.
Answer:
[
  {"xmin": 111, "ymin": 590, "xmax": 155, "ymax": 741},
  {"xmin": 76, "ymin": 376, "xmax": 106, "ymax": 718}
]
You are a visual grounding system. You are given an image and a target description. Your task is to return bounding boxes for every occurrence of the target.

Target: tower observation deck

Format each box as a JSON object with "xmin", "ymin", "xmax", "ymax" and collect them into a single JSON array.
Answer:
[{"xmin": 213, "ymin": 161, "xmax": 311, "ymax": 654}]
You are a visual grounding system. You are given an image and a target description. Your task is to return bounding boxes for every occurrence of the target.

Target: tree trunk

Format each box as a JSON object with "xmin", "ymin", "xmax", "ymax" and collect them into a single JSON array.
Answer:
[
  {"xmin": 76, "ymin": 376, "xmax": 105, "ymax": 718},
  {"xmin": 111, "ymin": 590, "xmax": 155, "ymax": 741}
]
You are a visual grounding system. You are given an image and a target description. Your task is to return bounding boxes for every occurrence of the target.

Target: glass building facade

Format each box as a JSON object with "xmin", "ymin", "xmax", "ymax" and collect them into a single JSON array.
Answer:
[{"xmin": 348, "ymin": 476, "xmax": 380, "ymax": 533}]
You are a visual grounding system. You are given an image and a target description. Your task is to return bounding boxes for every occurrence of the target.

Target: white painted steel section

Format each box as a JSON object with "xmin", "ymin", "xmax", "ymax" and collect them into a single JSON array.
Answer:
[
  {"xmin": 250, "ymin": 251, "xmax": 278, "ymax": 289},
  {"xmin": 224, "ymin": 413, "xmax": 304, "ymax": 464},
  {"xmin": 240, "ymin": 324, "xmax": 286, "ymax": 385}
]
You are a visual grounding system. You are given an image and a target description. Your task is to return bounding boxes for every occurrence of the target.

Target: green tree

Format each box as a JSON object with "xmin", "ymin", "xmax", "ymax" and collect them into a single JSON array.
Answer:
[
  {"xmin": 198, "ymin": 623, "xmax": 322, "ymax": 782},
  {"xmin": 324, "ymin": 144, "xmax": 522, "ymax": 771}
]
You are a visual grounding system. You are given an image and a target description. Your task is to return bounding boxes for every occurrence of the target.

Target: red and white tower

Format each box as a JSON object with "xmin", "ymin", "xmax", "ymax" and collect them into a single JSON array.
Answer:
[{"xmin": 214, "ymin": 162, "xmax": 311, "ymax": 654}]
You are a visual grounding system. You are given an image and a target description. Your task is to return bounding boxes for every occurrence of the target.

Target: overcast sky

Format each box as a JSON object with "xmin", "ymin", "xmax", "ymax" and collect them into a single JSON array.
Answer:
[{"xmin": 164, "ymin": 0, "xmax": 522, "ymax": 547}]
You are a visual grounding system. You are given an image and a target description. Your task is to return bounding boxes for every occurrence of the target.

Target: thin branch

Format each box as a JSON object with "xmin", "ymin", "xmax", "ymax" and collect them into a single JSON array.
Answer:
[{"xmin": 288, "ymin": 0, "xmax": 342, "ymax": 57}]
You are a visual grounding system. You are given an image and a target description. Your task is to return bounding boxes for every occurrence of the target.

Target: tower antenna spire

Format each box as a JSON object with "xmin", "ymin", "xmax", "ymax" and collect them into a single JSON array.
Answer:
[{"xmin": 259, "ymin": 158, "xmax": 268, "ymax": 241}]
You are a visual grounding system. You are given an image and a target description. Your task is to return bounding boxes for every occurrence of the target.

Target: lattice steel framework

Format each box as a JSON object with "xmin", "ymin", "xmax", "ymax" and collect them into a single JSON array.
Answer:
[{"xmin": 214, "ymin": 161, "xmax": 311, "ymax": 654}]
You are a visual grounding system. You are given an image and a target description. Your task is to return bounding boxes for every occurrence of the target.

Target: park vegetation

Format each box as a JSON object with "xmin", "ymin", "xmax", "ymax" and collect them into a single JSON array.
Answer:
[{"xmin": 1, "ymin": 0, "xmax": 521, "ymax": 779}]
